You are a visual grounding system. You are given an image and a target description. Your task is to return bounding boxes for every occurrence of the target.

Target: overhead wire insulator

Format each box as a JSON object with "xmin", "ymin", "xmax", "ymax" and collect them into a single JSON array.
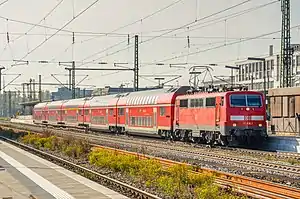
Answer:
[
  {"xmin": 187, "ymin": 35, "xmax": 190, "ymax": 48},
  {"xmin": 72, "ymin": 32, "xmax": 75, "ymax": 44},
  {"xmin": 127, "ymin": 34, "xmax": 130, "ymax": 45},
  {"xmin": 6, "ymin": 32, "xmax": 9, "ymax": 43}
]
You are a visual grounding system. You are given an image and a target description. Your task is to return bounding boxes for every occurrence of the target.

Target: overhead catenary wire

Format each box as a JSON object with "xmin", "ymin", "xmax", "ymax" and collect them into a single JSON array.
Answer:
[
  {"xmin": 79, "ymin": 0, "xmax": 185, "ymax": 44},
  {"xmin": 156, "ymin": 24, "xmax": 300, "ymax": 63},
  {"xmin": 11, "ymin": 0, "xmax": 64, "ymax": 43},
  {"xmin": 171, "ymin": 0, "xmax": 280, "ymax": 37},
  {"xmin": 0, "ymin": 0, "xmax": 8, "ymax": 7},
  {"xmin": 85, "ymin": 0, "xmax": 253, "ymax": 62},
  {"xmin": 5, "ymin": 0, "xmax": 101, "ymax": 72}
]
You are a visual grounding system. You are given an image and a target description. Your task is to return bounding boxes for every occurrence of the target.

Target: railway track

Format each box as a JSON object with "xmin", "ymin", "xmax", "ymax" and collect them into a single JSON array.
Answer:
[
  {"xmin": 2, "ymin": 121, "xmax": 300, "ymax": 198},
  {"xmin": 3, "ymin": 135, "xmax": 300, "ymax": 199},
  {"xmin": 0, "ymin": 136, "xmax": 161, "ymax": 199},
  {"xmin": 93, "ymin": 145, "xmax": 300, "ymax": 199},
  {"xmin": 6, "ymin": 120, "xmax": 300, "ymax": 160},
  {"xmin": 2, "ymin": 121, "xmax": 300, "ymax": 179}
]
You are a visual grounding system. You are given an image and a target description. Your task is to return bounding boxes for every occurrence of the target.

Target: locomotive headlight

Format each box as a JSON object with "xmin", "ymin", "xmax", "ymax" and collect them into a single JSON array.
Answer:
[
  {"xmin": 233, "ymin": 123, "xmax": 237, "ymax": 127},
  {"xmin": 259, "ymin": 124, "xmax": 262, "ymax": 127},
  {"xmin": 246, "ymin": 107, "xmax": 250, "ymax": 111}
]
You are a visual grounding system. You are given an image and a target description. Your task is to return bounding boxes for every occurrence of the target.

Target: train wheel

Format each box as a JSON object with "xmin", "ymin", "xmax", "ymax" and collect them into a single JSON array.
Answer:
[{"xmin": 220, "ymin": 136, "xmax": 229, "ymax": 146}]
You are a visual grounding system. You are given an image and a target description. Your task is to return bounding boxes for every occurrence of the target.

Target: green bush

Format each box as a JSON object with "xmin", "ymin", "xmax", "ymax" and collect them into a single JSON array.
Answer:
[
  {"xmin": 88, "ymin": 149, "xmax": 245, "ymax": 199},
  {"xmin": 20, "ymin": 133, "xmax": 90, "ymax": 159}
]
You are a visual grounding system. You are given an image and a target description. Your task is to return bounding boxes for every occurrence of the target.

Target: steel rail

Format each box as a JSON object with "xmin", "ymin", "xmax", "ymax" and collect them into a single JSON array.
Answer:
[
  {"xmin": 2, "ymin": 122, "xmax": 300, "ymax": 178},
  {"xmin": 93, "ymin": 145, "xmax": 300, "ymax": 199},
  {"xmin": 2, "ymin": 122, "xmax": 300, "ymax": 198},
  {"xmin": 6, "ymin": 119, "xmax": 300, "ymax": 160}
]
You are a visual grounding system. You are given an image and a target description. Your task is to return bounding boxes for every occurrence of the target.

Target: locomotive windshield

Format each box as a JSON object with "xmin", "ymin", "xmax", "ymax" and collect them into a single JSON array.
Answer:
[{"xmin": 230, "ymin": 94, "xmax": 262, "ymax": 107}]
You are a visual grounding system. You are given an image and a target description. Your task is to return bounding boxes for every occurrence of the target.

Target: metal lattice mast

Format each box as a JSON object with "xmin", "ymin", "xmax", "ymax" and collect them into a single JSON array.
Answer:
[
  {"xmin": 280, "ymin": 0, "xmax": 293, "ymax": 87},
  {"xmin": 72, "ymin": 61, "xmax": 76, "ymax": 99},
  {"xmin": 134, "ymin": 35, "xmax": 139, "ymax": 91}
]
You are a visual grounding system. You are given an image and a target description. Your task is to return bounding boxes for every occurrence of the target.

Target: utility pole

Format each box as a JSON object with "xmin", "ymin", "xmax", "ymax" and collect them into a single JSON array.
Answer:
[
  {"xmin": 33, "ymin": 79, "xmax": 36, "ymax": 100},
  {"xmin": 66, "ymin": 68, "xmax": 72, "ymax": 90},
  {"xmin": 29, "ymin": 79, "xmax": 32, "ymax": 101},
  {"xmin": 12, "ymin": 91, "xmax": 16, "ymax": 117},
  {"xmin": 263, "ymin": 61, "xmax": 266, "ymax": 95},
  {"xmin": 3, "ymin": 91, "xmax": 6, "ymax": 117},
  {"xmin": 72, "ymin": 61, "xmax": 75, "ymax": 99},
  {"xmin": 134, "ymin": 35, "xmax": 139, "ymax": 91},
  {"xmin": 39, "ymin": 75, "xmax": 42, "ymax": 102},
  {"xmin": 26, "ymin": 83, "xmax": 30, "ymax": 102},
  {"xmin": 22, "ymin": 83, "xmax": 26, "ymax": 103},
  {"xmin": 280, "ymin": 0, "xmax": 293, "ymax": 87},
  {"xmin": 0, "ymin": 67, "xmax": 4, "ymax": 93},
  {"xmin": 8, "ymin": 90, "xmax": 11, "ymax": 117}
]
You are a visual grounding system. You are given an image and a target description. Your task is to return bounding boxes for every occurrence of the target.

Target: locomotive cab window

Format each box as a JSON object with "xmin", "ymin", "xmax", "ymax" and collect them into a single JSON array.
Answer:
[
  {"xmin": 205, "ymin": 97, "xmax": 216, "ymax": 107},
  {"xmin": 180, "ymin": 99, "xmax": 188, "ymax": 108},
  {"xmin": 230, "ymin": 94, "xmax": 262, "ymax": 107},
  {"xmin": 109, "ymin": 109, "xmax": 114, "ymax": 115}
]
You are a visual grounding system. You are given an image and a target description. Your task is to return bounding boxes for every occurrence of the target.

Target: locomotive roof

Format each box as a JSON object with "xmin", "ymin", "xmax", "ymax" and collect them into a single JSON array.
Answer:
[{"xmin": 177, "ymin": 90, "xmax": 263, "ymax": 99}]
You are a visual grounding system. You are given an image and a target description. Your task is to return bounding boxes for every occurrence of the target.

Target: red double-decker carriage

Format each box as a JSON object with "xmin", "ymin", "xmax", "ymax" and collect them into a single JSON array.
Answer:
[{"xmin": 33, "ymin": 86, "xmax": 267, "ymax": 145}]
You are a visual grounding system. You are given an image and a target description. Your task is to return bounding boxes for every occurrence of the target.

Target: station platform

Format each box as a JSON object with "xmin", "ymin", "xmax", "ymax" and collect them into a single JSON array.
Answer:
[
  {"xmin": 0, "ymin": 141, "xmax": 128, "ymax": 199},
  {"xmin": 264, "ymin": 134, "xmax": 300, "ymax": 153}
]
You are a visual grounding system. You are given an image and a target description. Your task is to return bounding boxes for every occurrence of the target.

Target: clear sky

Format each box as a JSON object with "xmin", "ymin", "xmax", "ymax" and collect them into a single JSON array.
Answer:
[{"xmin": 0, "ymin": 0, "xmax": 299, "ymax": 91}]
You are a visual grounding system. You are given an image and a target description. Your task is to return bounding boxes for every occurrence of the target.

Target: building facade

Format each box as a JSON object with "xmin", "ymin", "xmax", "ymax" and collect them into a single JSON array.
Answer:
[
  {"xmin": 51, "ymin": 87, "xmax": 93, "ymax": 101},
  {"xmin": 235, "ymin": 44, "xmax": 300, "ymax": 90}
]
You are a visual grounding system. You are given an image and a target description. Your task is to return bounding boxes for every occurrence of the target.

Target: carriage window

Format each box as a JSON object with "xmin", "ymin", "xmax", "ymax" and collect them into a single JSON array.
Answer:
[
  {"xmin": 160, "ymin": 107, "xmax": 166, "ymax": 116},
  {"xmin": 84, "ymin": 109, "xmax": 89, "ymax": 115},
  {"xmin": 190, "ymin": 99, "xmax": 195, "ymax": 107},
  {"xmin": 206, "ymin": 97, "xmax": 216, "ymax": 107},
  {"xmin": 221, "ymin": 97, "xmax": 224, "ymax": 106},
  {"xmin": 109, "ymin": 109, "xmax": 114, "ymax": 115},
  {"xmin": 118, "ymin": 108, "xmax": 124, "ymax": 116},
  {"xmin": 131, "ymin": 117, "xmax": 136, "ymax": 125},
  {"xmin": 180, "ymin": 99, "xmax": 188, "ymax": 108},
  {"xmin": 198, "ymin": 99, "xmax": 203, "ymax": 107}
]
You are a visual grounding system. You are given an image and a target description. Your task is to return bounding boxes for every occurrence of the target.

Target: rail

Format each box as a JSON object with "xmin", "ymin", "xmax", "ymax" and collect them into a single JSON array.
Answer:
[
  {"xmin": 2, "ymin": 121, "xmax": 300, "ymax": 198},
  {"xmin": 93, "ymin": 145, "xmax": 300, "ymax": 199},
  {"xmin": 0, "ymin": 137, "xmax": 161, "ymax": 199}
]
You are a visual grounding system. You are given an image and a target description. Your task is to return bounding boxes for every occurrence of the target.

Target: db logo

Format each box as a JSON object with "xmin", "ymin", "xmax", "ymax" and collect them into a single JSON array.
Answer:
[{"xmin": 245, "ymin": 116, "xmax": 250, "ymax": 120}]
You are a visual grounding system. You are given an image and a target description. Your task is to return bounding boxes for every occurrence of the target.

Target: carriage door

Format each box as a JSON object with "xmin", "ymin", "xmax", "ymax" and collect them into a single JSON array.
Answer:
[
  {"xmin": 215, "ymin": 97, "xmax": 222, "ymax": 128},
  {"xmin": 175, "ymin": 100, "xmax": 180, "ymax": 127},
  {"xmin": 153, "ymin": 108, "xmax": 157, "ymax": 132},
  {"xmin": 125, "ymin": 108, "xmax": 129, "ymax": 129}
]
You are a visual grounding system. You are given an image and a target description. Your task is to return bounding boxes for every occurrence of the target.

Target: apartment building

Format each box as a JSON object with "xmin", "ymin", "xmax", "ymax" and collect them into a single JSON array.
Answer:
[{"xmin": 235, "ymin": 44, "xmax": 300, "ymax": 90}]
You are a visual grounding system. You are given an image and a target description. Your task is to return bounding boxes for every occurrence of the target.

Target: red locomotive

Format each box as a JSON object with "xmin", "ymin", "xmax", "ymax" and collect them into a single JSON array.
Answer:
[{"xmin": 33, "ymin": 86, "xmax": 267, "ymax": 145}]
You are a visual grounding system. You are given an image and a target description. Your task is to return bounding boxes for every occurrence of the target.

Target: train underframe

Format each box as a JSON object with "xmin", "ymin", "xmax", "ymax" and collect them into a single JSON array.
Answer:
[
  {"xmin": 159, "ymin": 128, "xmax": 268, "ymax": 146},
  {"xmin": 34, "ymin": 120, "xmax": 267, "ymax": 146}
]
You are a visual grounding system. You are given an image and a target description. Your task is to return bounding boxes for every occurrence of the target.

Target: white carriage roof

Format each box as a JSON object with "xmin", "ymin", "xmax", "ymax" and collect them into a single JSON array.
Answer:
[
  {"xmin": 34, "ymin": 102, "xmax": 48, "ymax": 109},
  {"xmin": 120, "ymin": 87, "xmax": 182, "ymax": 106},
  {"xmin": 63, "ymin": 97, "xmax": 90, "ymax": 107},
  {"xmin": 89, "ymin": 94, "xmax": 118, "ymax": 107},
  {"xmin": 46, "ymin": 100, "xmax": 68, "ymax": 108}
]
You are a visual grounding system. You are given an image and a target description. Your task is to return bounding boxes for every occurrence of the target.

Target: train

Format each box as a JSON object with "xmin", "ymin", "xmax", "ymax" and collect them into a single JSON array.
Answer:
[{"xmin": 33, "ymin": 86, "xmax": 268, "ymax": 146}]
